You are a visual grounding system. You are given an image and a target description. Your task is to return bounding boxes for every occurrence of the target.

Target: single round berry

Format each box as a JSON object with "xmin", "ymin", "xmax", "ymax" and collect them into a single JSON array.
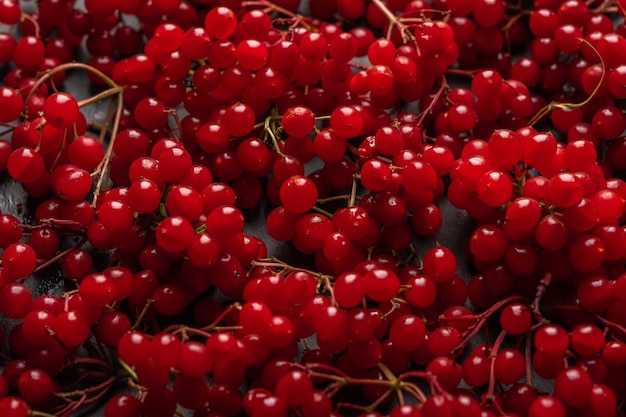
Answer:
[
  {"xmin": 279, "ymin": 175, "xmax": 318, "ymax": 214},
  {"xmin": 43, "ymin": 92, "xmax": 80, "ymax": 129}
]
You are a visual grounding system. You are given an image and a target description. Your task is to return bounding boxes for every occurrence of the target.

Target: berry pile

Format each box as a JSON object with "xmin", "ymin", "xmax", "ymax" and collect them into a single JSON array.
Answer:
[{"xmin": 0, "ymin": 0, "xmax": 624, "ymax": 416}]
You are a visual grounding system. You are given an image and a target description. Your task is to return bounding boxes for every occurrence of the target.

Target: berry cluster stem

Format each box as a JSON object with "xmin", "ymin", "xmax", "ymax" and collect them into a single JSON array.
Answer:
[
  {"xmin": 528, "ymin": 39, "xmax": 605, "ymax": 126},
  {"xmin": 371, "ymin": 0, "xmax": 415, "ymax": 43}
]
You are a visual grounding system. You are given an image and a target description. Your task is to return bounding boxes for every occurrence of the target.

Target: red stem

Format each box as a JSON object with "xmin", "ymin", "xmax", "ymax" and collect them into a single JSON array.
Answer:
[
  {"xmin": 417, "ymin": 77, "xmax": 448, "ymax": 127},
  {"xmin": 32, "ymin": 237, "xmax": 87, "ymax": 274},
  {"xmin": 524, "ymin": 334, "xmax": 533, "ymax": 386},
  {"xmin": 451, "ymin": 295, "xmax": 529, "ymax": 353},
  {"xmin": 486, "ymin": 330, "xmax": 507, "ymax": 403}
]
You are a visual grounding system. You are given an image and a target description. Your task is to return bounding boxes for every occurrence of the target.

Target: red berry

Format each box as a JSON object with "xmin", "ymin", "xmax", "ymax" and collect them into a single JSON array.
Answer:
[
  {"xmin": 279, "ymin": 175, "xmax": 318, "ymax": 214},
  {"xmin": 43, "ymin": 92, "xmax": 79, "ymax": 129}
]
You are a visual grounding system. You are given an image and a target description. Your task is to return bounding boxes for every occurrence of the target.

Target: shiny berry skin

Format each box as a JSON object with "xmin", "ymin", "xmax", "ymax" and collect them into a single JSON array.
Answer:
[
  {"xmin": 155, "ymin": 216, "xmax": 195, "ymax": 253},
  {"xmin": 18, "ymin": 368, "xmax": 53, "ymax": 404},
  {"xmin": 282, "ymin": 106, "xmax": 315, "ymax": 137},
  {"xmin": 0, "ymin": 86, "xmax": 24, "ymax": 123},
  {"xmin": 104, "ymin": 393, "xmax": 142, "ymax": 417},
  {"xmin": 43, "ymin": 92, "xmax": 80, "ymax": 129},
  {"xmin": 279, "ymin": 175, "xmax": 318, "ymax": 214},
  {"xmin": 204, "ymin": 7, "xmax": 238, "ymax": 39},
  {"xmin": 0, "ymin": 397, "xmax": 29, "ymax": 417},
  {"xmin": 2, "ymin": 243, "xmax": 37, "ymax": 279},
  {"xmin": 554, "ymin": 366, "xmax": 593, "ymax": 407}
]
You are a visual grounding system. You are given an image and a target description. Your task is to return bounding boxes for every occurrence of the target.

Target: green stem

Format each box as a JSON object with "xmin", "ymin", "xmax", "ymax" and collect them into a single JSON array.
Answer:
[
  {"xmin": 117, "ymin": 358, "xmax": 139, "ymax": 382},
  {"xmin": 264, "ymin": 117, "xmax": 285, "ymax": 157},
  {"xmin": 76, "ymin": 86, "xmax": 123, "ymax": 108},
  {"xmin": 91, "ymin": 90, "xmax": 124, "ymax": 206},
  {"xmin": 317, "ymin": 194, "xmax": 350, "ymax": 204},
  {"xmin": 131, "ymin": 298, "xmax": 155, "ymax": 330},
  {"xmin": 311, "ymin": 205, "xmax": 334, "ymax": 218},
  {"xmin": 29, "ymin": 412, "xmax": 56, "ymax": 417},
  {"xmin": 25, "ymin": 62, "xmax": 120, "ymax": 114},
  {"xmin": 348, "ymin": 174, "xmax": 359, "ymax": 207},
  {"xmin": 528, "ymin": 38, "xmax": 605, "ymax": 126}
]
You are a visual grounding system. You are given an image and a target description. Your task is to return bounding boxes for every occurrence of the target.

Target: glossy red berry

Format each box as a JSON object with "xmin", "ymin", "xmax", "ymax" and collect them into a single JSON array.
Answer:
[
  {"xmin": 43, "ymin": 92, "xmax": 80, "ymax": 129},
  {"xmin": 279, "ymin": 175, "xmax": 318, "ymax": 214}
]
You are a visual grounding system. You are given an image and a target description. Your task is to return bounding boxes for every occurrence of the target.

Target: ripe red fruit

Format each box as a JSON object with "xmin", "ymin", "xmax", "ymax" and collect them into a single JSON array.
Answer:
[
  {"xmin": 279, "ymin": 175, "xmax": 318, "ymax": 214},
  {"xmin": 389, "ymin": 315, "xmax": 426, "ymax": 352},
  {"xmin": 43, "ymin": 92, "xmax": 80, "ymax": 129},
  {"xmin": 282, "ymin": 106, "xmax": 315, "ymax": 137},
  {"xmin": 554, "ymin": 367, "xmax": 593, "ymax": 407}
]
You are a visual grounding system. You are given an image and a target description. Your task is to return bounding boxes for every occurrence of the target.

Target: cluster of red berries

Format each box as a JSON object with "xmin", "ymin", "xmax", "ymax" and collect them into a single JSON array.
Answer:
[{"xmin": 0, "ymin": 0, "xmax": 624, "ymax": 417}]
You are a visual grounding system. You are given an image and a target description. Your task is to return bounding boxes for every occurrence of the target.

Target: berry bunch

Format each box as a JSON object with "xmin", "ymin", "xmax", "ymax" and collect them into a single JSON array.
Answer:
[{"xmin": 0, "ymin": 0, "xmax": 623, "ymax": 417}]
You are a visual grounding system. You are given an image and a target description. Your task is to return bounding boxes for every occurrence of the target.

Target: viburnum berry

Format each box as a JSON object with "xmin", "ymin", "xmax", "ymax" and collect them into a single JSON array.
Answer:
[
  {"xmin": 97, "ymin": 199, "xmax": 134, "ymax": 233},
  {"xmin": 155, "ymin": 216, "xmax": 195, "ymax": 253},
  {"xmin": 554, "ymin": 366, "xmax": 593, "ymax": 407},
  {"xmin": 2, "ymin": 242, "xmax": 37, "ymax": 279},
  {"xmin": 128, "ymin": 179, "xmax": 161, "ymax": 214},
  {"xmin": 0, "ymin": 86, "xmax": 23, "ymax": 123},
  {"xmin": 494, "ymin": 349, "xmax": 525, "ymax": 384},
  {"xmin": 389, "ymin": 314, "xmax": 426, "ymax": 352},
  {"xmin": 104, "ymin": 393, "xmax": 142, "ymax": 417},
  {"xmin": 279, "ymin": 175, "xmax": 318, "ymax": 214},
  {"xmin": 330, "ymin": 106, "xmax": 363, "ymax": 138},
  {"xmin": 422, "ymin": 246, "xmax": 457, "ymax": 282},
  {"xmin": 153, "ymin": 23, "xmax": 184, "ymax": 52},
  {"xmin": 470, "ymin": 225, "xmax": 508, "ymax": 261},
  {"xmin": 133, "ymin": 97, "xmax": 167, "ymax": 130},
  {"xmin": 4, "ymin": 1, "xmax": 626, "ymax": 416},
  {"xmin": 0, "ymin": 282, "xmax": 32, "ymax": 319},
  {"xmin": 52, "ymin": 310, "xmax": 90, "ymax": 348},
  {"xmin": 187, "ymin": 233, "xmax": 221, "ymax": 269},
  {"xmin": 282, "ymin": 106, "xmax": 315, "ymax": 137},
  {"xmin": 236, "ymin": 39, "xmax": 268, "ymax": 72},
  {"xmin": 157, "ymin": 146, "xmax": 193, "ymax": 184},
  {"xmin": 477, "ymin": 170, "xmax": 513, "ymax": 207},
  {"xmin": 17, "ymin": 368, "xmax": 53, "ymax": 404},
  {"xmin": 529, "ymin": 396, "xmax": 566, "ymax": 417},
  {"xmin": 52, "ymin": 165, "xmax": 93, "ymax": 201},
  {"xmin": 79, "ymin": 273, "xmax": 115, "ymax": 307},
  {"xmin": 364, "ymin": 268, "xmax": 400, "ymax": 302},
  {"xmin": 43, "ymin": 92, "xmax": 80, "ymax": 129},
  {"xmin": 534, "ymin": 324, "xmax": 570, "ymax": 356},
  {"xmin": 14, "ymin": 36, "xmax": 45, "ymax": 71},
  {"xmin": 402, "ymin": 160, "xmax": 438, "ymax": 195},
  {"xmin": 67, "ymin": 135, "xmax": 105, "ymax": 171}
]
